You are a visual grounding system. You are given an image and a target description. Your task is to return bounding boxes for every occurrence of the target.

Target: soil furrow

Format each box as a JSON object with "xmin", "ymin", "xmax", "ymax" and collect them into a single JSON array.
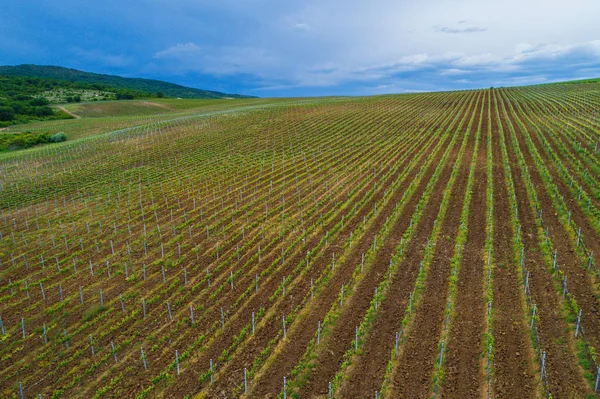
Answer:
[
  {"xmin": 206, "ymin": 93, "xmax": 474, "ymax": 399},
  {"xmin": 440, "ymin": 91, "xmax": 488, "ymax": 398},
  {"xmin": 488, "ymin": 90, "xmax": 537, "ymax": 398},
  {"xmin": 497, "ymin": 91, "xmax": 591, "ymax": 398},
  {"xmin": 335, "ymin": 91, "xmax": 479, "ymax": 399},
  {"xmin": 388, "ymin": 94, "xmax": 479, "ymax": 399},
  {"xmin": 500, "ymin": 91, "xmax": 600, "ymax": 349}
]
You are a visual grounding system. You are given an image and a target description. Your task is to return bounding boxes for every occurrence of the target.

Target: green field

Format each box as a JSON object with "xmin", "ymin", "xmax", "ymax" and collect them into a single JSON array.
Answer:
[
  {"xmin": 1, "ymin": 98, "xmax": 297, "ymax": 142},
  {"xmin": 0, "ymin": 82, "xmax": 599, "ymax": 399}
]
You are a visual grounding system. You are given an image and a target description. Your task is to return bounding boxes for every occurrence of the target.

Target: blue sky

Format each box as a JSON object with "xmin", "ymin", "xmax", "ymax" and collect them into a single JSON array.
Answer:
[{"xmin": 1, "ymin": 0, "xmax": 600, "ymax": 97}]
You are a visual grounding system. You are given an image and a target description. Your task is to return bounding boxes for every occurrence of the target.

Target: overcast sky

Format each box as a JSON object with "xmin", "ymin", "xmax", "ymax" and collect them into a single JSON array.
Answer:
[{"xmin": 2, "ymin": 0, "xmax": 600, "ymax": 96}]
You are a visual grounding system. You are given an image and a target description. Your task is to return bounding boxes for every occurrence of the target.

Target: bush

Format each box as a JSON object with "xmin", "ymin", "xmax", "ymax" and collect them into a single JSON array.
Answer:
[
  {"xmin": 49, "ymin": 132, "xmax": 67, "ymax": 143},
  {"xmin": 0, "ymin": 106, "xmax": 15, "ymax": 121},
  {"xmin": 29, "ymin": 97, "xmax": 50, "ymax": 106},
  {"xmin": 0, "ymin": 131, "xmax": 50, "ymax": 151},
  {"xmin": 34, "ymin": 106, "xmax": 53, "ymax": 117}
]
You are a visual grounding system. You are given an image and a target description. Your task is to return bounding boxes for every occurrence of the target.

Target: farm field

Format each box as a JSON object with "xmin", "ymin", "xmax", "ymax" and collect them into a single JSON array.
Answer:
[
  {"xmin": 0, "ymin": 83, "xmax": 599, "ymax": 399},
  {"xmin": 2, "ymin": 98, "xmax": 291, "ymax": 141}
]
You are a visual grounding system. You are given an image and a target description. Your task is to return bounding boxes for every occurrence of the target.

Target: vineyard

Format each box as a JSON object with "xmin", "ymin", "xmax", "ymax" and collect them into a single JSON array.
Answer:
[{"xmin": 0, "ymin": 83, "xmax": 599, "ymax": 398}]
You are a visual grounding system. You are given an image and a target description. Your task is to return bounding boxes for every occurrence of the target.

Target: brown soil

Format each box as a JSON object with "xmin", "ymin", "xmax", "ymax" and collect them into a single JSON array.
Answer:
[
  {"xmin": 161, "ymin": 96, "xmax": 448, "ymax": 398},
  {"xmin": 500, "ymin": 92, "xmax": 600, "ymax": 350},
  {"xmin": 208, "ymin": 94, "xmax": 472, "ymax": 399},
  {"xmin": 387, "ymin": 93, "xmax": 479, "ymax": 399},
  {"xmin": 440, "ymin": 91, "xmax": 488, "ymax": 398},
  {"xmin": 334, "ymin": 92, "xmax": 480, "ymax": 399},
  {"xmin": 497, "ymin": 90, "xmax": 591, "ymax": 398},
  {"xmin": 488, "ymin": 92, "xmax": 537, "ymax": 398}
]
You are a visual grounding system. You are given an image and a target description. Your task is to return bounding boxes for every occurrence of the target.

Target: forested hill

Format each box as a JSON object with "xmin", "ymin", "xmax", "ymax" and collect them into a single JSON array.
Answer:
[
  {"xmin": 0, "ymin": 74, "xmax": 153, "ymax": 125},
  {"xmin": 0, "ymin": 64, "xmax": 254, "ymax": 99}
]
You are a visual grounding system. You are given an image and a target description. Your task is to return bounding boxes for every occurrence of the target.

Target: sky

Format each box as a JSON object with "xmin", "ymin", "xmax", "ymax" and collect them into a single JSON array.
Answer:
[{"xmin": 1, "ymin": 0, "xmax": 600, "ymax": 97}]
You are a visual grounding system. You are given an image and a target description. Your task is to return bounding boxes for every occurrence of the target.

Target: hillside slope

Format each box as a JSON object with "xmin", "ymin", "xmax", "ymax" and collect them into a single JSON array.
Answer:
[{"xmin": 0, "ymin": 64, "xmax": 254, "ymax": 99}]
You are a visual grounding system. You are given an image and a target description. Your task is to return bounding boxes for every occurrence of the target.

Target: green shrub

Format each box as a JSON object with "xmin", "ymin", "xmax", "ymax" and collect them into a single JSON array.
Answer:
[{"xmin": 49, "ymin": 132, "xmax": 67, "ymax": 143}]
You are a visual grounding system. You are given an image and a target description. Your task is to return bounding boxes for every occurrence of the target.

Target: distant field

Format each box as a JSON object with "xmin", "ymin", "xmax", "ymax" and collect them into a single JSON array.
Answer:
[
  {"xmin": 3, "ymin": 98, "xmax": 290, "ymax": 141},
  {"xmin": 0, "ymin": 84, "xmax": 599, "ymax": 399},
  {"xmin": 62, "ymin": 98, "xmax": 293, "ymax": 118},
  {"xmin": 63, "ymin": 101, "xmax": 176, "ymax": 117}
]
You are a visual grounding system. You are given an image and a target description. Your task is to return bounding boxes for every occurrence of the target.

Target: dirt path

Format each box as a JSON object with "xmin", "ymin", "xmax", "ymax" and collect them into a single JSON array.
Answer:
[
  {"xmin": 140, "ymin": 101, "xmax": 174, "ymax": 111},
  {"xmin": 56, "ymin": 105, "xmax": 81, "ymax": 119}
]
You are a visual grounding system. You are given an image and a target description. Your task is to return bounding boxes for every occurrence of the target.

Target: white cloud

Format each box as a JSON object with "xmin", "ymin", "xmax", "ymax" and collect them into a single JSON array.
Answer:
[
  {"xmin": 434, "ymin": 24, "xmax": 486, "ymax": 34},
  {"xmin": 293, "ymin": 23, "xmax": 312, "ymax": 32},
  {"xmin": 147, "ymin": 0, "xmax": 600, "ymax": 93},
  {"xmin": 440, "ymin": 68, "xmax": 468, "ymax": 75},
  {"xmin": 154, "ymin": 43, "xmax": 201, "ymax": 59}
]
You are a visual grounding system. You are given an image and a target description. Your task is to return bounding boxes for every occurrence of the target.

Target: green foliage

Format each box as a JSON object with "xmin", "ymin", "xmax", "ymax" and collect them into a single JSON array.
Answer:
[
  {"xmin": 0, "ymin": 73, "xmax": 159, "ymax": 125},
  {"xmin": 0, "ymin": 106, "xmax": 14, "ymax": 121},
  {"xmin": 66, "ymin": 95, "xmax": 82, "ymax": 103},
  {"xmin": 49, "ymin": 132, "xmax": 67, "ymax": 142},
  {"xmin": 0, "ymin": 131, "xmax": 48, "ymax": 151},
  {"xmin": 0, "ymin": 130, "xmax": 66, "ymax": 152},
  {"xmin": 82, "ymin": 305, "xmax": 107, "ymax": 322},
  {"xmin": 0, "ymin": 64, "xmax": 255, "ymax": 99}
]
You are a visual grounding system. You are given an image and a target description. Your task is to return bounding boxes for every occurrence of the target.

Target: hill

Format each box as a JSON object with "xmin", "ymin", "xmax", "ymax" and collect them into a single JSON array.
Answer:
[
  {"xmin": 0, "ymin": 74, "xmax": 155, "ymax": 126},
  {"xmin": 0, "ymin": 64, "xmax": 254, "ymax": 99}
]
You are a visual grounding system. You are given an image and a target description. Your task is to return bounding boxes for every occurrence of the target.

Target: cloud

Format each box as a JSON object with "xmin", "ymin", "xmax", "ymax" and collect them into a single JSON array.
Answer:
[
  {"xmin": 191, "ymin": 38, "xmax": 600, "ymax": 94},
  {"xmin": 440, "ymin": 68, "xmax": 469, "ymax": 75},
  {"xmin": 293, "ymin": 23, "xmax": 312, "ymax": 32},
  {"xmin": 72, "ymin": 47, "xmax": 133, "ymax": 67},
  {"xmin": 152, "ymin": 43, "xmax": 279, "ymax": 76},
  {"xmin": 510, "ymin": 40, "xmax": 600, "ymax": 64},
  {"xmin": 9, "ymin": 0, "xmax": 598, "ymax": 96},
  {"xmin": 434, "ymin": 24, "xmax": 486, "ymax": 34},
  {"xmin": 154, "ymin": 43, "xmax": 202, "ymax": 59}
]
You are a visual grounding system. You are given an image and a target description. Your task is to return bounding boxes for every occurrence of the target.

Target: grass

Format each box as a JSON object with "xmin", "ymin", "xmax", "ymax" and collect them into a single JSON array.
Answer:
[{"xmin": 82, "ymin": 305, "xmax": 107, "ymax": 322}]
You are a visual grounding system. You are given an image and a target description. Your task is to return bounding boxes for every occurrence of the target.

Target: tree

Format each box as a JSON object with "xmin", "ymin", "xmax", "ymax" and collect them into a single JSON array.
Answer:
[
  {"xmin": 0, "ymin": 106, "xmax": 15, "ymax": 121},
  {"xmin": 34, "ymin": 106, "xmax": 53, "ymax": 117},
  {"xmin": 156, "ymin": 92, "xmax": 165, "ymax": 98},
  {"xmin": 29, "ymin": 97, "xmax": 50, "ymax": 106}
]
